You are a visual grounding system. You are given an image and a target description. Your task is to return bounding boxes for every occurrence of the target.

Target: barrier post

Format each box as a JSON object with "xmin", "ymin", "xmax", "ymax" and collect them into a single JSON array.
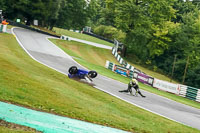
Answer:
[
  {"xmin": 1, "ymin": 19, "xmax": 9, "ymax": 33},
  {"xmin": 0, "ymin": 24, "xmax": 3, "ymax": 32},
  {"xmin": 2, "ymin": 24, "xmax": 7, "ymax": 32}
]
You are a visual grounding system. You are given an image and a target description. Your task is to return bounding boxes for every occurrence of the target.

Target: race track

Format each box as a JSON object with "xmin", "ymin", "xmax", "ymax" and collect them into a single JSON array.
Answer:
[{"xmin": 13, "ymin": 28, "xmax": 200, "ymax": 130}]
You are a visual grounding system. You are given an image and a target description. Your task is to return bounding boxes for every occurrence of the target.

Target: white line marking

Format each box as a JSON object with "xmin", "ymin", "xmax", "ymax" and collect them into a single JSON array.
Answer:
[
  {"xmin": 11, "ymin": 27, "xmax": 67, "ymax": 76},
  {"xmin": 93, "ymin": 86, "xmax": 188, "ymax": 127}
]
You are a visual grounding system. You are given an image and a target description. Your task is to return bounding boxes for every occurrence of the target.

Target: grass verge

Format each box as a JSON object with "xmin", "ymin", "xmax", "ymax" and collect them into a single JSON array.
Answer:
[
  {"xmin": 0, "ymin": 120, "xmax": 40, "ymax": 133},
  {"xmin": 0, "ymin": 33, "xmax": 199, "ymax": 133},
  {"xmin": 53, "ymin": 27, "xmax": 114, "ymax": 47}
]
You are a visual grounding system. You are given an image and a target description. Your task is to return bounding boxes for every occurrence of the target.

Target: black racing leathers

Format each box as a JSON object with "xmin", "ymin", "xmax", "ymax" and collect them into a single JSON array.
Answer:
[{"xmin": 119, "ymin": 81, "xmax": 146, "ymax": 97}]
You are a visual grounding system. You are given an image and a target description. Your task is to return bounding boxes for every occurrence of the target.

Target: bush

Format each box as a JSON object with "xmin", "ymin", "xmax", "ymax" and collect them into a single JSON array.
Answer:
[
  {"xmin": 94, "ymin": 25, "xmax": 126, "ymax": 42},
  {"xmin": 93, "ymin": 25, "xmax": 106, "ymax": 36}
]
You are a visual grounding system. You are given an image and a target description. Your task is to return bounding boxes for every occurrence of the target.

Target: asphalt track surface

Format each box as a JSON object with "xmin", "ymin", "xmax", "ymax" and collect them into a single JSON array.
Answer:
[
  {"xmin": 65, "ymin": 36, "xmax": 112, "ymax": 50},
  {"xmin": 13, "ymin": 28, "xmax": 200, "ymax": 130}
]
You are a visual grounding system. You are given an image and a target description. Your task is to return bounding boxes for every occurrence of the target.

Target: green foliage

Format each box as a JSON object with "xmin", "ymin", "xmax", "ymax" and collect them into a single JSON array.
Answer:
[
  {"xmin": 147, "ymin": 22, "xmax": 175, "ymax": 58},
  {"xmin": 173, "ymin": 0, "xmax": 197, "ymax": 22},
  {"xmin": 152, "ymin": 9, "xmax": 200, "ymax": 88},
  {"xmin": 186, "ymin": 64, "xmax": 200, "ymax": 87},
  {"xmin": 93, "ymin": 25, "xmax": 126, "ymax": 42},
  {"xmin": 86, "ymin": 0, "xmax": 100, "ymax": 27},
  {"xmin": 3, "ymin": 0, "xmax": 61, "ymax": 29},
  {"xmin": 0, "ymin": 0, "xmax": 6, "ymax": 11},
  {"xmin": 94, "ymin": 25, "xmax": 106, "ymax": 36},
  {"xmin": 114, "ymin": 0, "xmax": 153, "ymax": 61},
  {"xmin": 110, "ymin": 0, "xmax": 200, "ymax": 88},
  {"xmin": 56, "ymin": 0, "xmax": 89, "ymax": 29},
  {"xmin": 3, "ymin": 0, "xmax": 95, "ymax": 30}
]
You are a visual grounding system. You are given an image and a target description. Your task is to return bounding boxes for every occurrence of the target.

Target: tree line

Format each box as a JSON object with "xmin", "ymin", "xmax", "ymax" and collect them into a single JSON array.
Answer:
[
  {"xmin": 0, "ymin": 0, "xmax": 95, "ymax": 30},
  {"xmin": 1, "ymin": 0, "xmax": 200, "ymax": 88}
]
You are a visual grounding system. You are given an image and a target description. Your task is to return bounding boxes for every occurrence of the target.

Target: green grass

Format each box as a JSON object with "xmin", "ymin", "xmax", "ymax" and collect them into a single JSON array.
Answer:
[
  {"xmin": 0, "ymin": 33, "xmax": 200, "ymax": 133},
  {"xmin": 0, "ymin": 127, "xmax": 36, "ymax": 133},
  {"xmin": 53, "ymin": 27, "xmax": 114, "ymax": 47},
  {"xmin": 0, "ymin": 120, "xmax": 39, "ymax": 133},
  {"xmin": 50, "ymin": 39, "xmax": 200, "ymax": 110},
  {"xmin": 7, "ymin": 24, "xmax": 19, "ymax": 30}
]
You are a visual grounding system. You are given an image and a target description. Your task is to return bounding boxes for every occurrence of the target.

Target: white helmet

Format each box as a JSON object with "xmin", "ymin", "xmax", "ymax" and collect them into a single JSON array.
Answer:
[{"xmin": 132, "ymin": 78, "xmax": 138, "ymax": 84}]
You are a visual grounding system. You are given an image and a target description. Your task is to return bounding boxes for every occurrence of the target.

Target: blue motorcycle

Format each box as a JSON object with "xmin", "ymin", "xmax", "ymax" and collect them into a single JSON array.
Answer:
[{"xmin": 68, "ymin": 66, "xmax": 98, "ymax": 83}]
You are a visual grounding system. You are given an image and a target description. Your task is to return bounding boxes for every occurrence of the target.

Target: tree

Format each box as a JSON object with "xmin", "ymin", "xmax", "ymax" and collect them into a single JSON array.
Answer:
[
  {"xmin": 154, "ymin": 9, "xmax": 200, "ymax": 87},
  {"xmin": 147, "ymin": 22, "xmax": 174, "ymax": 58},
  {"xmin": 114, "ymin": 0, "xmax": 176, "ymax": 62},
  {"xmin": 0, "ymin": 0, "xmax": 6, "ymax": 11},
  {"xmin": 86, "ymin": 0, "xmax": 100, "ymax": 27},
  {"xmin": 173, "ymin": 0, "xmax": 197, "ymax": 23},
  {"xmin": 56, "ymin": 0, "xmax": 89, "ymax": 29}
]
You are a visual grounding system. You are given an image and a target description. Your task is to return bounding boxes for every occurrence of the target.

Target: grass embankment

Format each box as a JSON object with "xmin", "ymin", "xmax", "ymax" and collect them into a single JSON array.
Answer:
[
  {"xmin": 0, "ymin": 120, "xmax": 40, "ymax": 133},
  {"xmin": 0, "ymin": 127, "xmax": 36, "ymax": 133},
  {"xmin": 0, "ymin": 32, "xmax": 199, "ymax": 133},
  {"xmin": 53, "ymin": 27, "xmax": 114, "ymax": 47}
]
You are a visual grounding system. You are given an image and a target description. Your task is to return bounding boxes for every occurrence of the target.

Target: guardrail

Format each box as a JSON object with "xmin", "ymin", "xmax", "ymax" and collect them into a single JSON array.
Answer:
[
  {"xmin": 105, "ymin": 60, "xmax": 154, "ymax": 86},
  {"xmin": 82, "ymin": 31, "xmax": 114, "ymax": 44},
  {"xmin": 179, "ymin": 85, "xmax": 200, "ymax": 102},
  {"xmin": 7, "ymin": 20, "xmax": 60, "ymax": 38}
]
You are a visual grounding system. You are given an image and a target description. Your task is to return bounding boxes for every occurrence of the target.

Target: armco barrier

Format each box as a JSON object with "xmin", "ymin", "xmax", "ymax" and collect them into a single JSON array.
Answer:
[
  {"xmin": 179, "ymin": 85, "xmax": 187, "ymax": 97},
  {"xmin": 0, "ymin": 24, "xmax": 7, "ymax": 32},
  {"xmin": 129, "ymin": 70, "xmax": 134, "ymax": 78},
  {"xmin": 133, "ymin": 72, "xmax": 154, "ymax": 86},
  {"xmin": 153, "ymin": 78, "xmax": 179, "ymax": 95},
  {"xmin": 82, "ymin": 31, "xmax": 114, "ymax": 44},
  {"xmin": 105, "ymin": 60, "xmax": 154, "ymax": 86},
  {"xmin": 114, "ymin": 65, "xmax": 130, "ymax": 77},
  {"xmin": 105, "ymin": 60, "xmax": 114, "ymax": 71},
  {"xmin": 112, "ymin": 47, "xmax": 135, "ymax": 71},
  {"xmin": 7, "ymin": 20, "xmax": 60, "ymax": 38},
  {"xmin": 117, "ymin": 54, "xmax": 124, "ymax": 64},
  {"xmin": 197, "ymin": 89, "xmax": 200, "ymax": 102},
  {"xmin": 105, "ymin": 60, "xmax": 131, "ymax": 77},
  {"xmin": 70, "ymin": 29, "xmax": 82, "ymax": 33},
  {"xmin": 0, "ymin": 24, "xmax": 3, "ymax": 32},
  {"xmin": 124, "ymin": 63, "xmax": 135, "ymax": 71},
  {"xmin": 179, "ymin": 85, "xmax": 200, "ymax": 102},
  {"xmin": 186, "ymin": 86, "xmax": 198, "ymax": 101}
]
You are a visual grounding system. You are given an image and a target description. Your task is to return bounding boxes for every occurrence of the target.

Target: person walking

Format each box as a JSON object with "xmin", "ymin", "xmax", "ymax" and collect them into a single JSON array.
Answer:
[{"xmin": 119, "ymin": 78, "xmax": 146, "ymax": 97}]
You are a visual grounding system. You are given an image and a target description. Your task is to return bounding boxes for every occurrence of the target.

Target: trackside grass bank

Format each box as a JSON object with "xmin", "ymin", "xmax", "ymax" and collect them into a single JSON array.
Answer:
[
  {"xmin": 50, "ymin": 39, "xmax": 200, "ymax": 110},
  {"xmin": 0, "ymin": 33, "xmax": 199, "ymax": 133},
  {"xmin": 0, "ymin": 120, "xmax": 40, "ymax": 133},
  {"xmin": 53, "ymin": 27, "xmax": 114, "ymax": 47},
  {"xmin": 0, "ymin": 127, "xmax": 37, "ymax": 133}
]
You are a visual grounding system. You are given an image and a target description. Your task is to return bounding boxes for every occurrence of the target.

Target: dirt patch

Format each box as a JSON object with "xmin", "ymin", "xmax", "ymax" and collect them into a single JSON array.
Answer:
[{"xmin": 0, "ymin": 119, "xmax": 42, "ymax": 133}]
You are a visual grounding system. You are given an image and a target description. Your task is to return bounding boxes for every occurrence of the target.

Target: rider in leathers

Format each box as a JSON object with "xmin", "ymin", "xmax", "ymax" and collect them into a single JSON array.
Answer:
[{"xmin": 119, "ymin": 78, "xmax": 146, "ymax": 97}]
